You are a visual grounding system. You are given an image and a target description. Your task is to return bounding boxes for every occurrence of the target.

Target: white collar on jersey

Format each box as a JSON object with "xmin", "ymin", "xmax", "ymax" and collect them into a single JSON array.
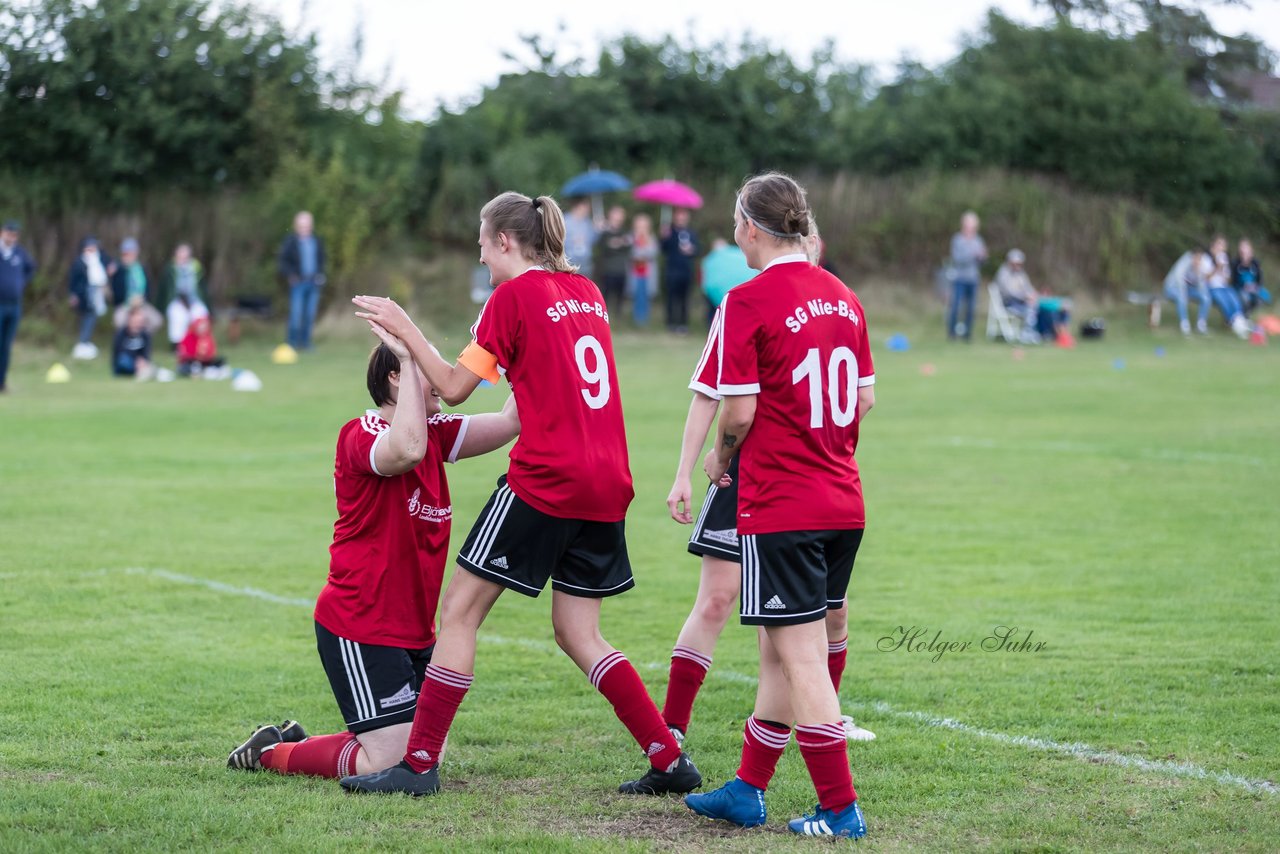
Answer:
[
  {"xmin": 762, "ymin": 253, "xmax": 809, "ymax": 271},
  {"xmin": 518, "ymin": 264, "xmax": 546, "ymax": 277}
]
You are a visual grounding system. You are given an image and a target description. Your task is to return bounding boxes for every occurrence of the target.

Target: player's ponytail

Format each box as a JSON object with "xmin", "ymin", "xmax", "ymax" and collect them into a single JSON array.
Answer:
[
  {"xmin": 480, "ymin": 191, "xmax": 577, "ymax": 274},
  {"xmin": 736, "ymin": 172, "xmax": 813, "ymax": 244}
]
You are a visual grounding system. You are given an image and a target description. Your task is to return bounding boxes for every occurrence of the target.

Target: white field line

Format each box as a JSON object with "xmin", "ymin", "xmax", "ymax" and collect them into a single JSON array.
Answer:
[
  {"xmin": 117, "ymin": 566, "xmax": 1277, "ymax": 797},
  {"xmin": 938, "ymin": 436, "xmax": 1271, "ymax": 468}
]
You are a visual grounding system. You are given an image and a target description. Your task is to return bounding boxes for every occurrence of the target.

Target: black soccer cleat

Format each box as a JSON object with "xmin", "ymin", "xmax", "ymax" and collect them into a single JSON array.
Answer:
[
  {"xmin": 227, "ymin": 724, "xmax": 283, "ymax": 771},
  {"xmin": 340, "ymin": 760, "xmax": 441, "ymax": 797},
  {"xmin": 618, "ymin": 751, "xmax": 702, "ymax": 795},
  {"xmin": 279, "ymin": 720, "xmax": 308, "ymax": 742}
]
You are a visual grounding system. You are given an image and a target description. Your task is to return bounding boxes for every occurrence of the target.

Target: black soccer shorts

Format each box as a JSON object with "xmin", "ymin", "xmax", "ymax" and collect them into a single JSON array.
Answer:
[
  {"xmin": 739, "ymin": 528, "xmax": 864, "ymax": 626},
  {"xmin": 315, "ymin": 622, "xmax": 433, "ymax": 734},
  {"xmin": 688, "ymin": 455, "xmax": 741, "ymax": 562},
  {"xmin": 456, "ymin": 476, "xmax": 634, "ymax": 598}
]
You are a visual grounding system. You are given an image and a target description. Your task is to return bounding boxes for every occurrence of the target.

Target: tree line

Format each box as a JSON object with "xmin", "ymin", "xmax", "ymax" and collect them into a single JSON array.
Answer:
[{"xmin": 1, "ymin": 0, "xmax": 1275, "ymax": 313}]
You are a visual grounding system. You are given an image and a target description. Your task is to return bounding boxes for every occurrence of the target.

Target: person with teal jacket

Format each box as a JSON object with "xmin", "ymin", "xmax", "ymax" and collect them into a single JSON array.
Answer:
[{"xmin": 699, "ymin": 238, "xmax": 754, "ymax": 328}]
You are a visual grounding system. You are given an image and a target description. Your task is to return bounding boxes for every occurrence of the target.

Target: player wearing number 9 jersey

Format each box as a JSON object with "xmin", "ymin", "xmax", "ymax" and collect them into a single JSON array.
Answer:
[
  {"xmin": 683, "ymin": 173, "xmax": 873, "ymax": 840},
  {"xmin": 340, "ymin": 191, "xmax": 700, "ymax": 799}
]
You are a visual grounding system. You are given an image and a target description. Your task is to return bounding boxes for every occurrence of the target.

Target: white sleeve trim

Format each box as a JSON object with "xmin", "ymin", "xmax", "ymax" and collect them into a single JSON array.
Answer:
[
  {"xmin": 446, "ymin": 416, "xmax": 471, "ymax": 464},
  {"xmin": 719, "ymin": 382, "xmax": 761, "ymax": 395},
  {"xmin": 368, "ymin": 430, "xmax": 389, "ymax": 477},
  {"xmin": 688, "ymin": 380, "xmax": 722, "ymax": 401},
  {"xmin": 857, "ymin": 374, "xmax": 876, "ymax": 387}
]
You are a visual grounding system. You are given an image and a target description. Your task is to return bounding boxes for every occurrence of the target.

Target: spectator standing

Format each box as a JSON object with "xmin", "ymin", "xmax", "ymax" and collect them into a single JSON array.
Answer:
[
  {"xmin": 563, "ymin": 199, "xmax": 599, "ymax": 279},
  {"xmin": 0, "ymin": 220, "xmax": 36, "ymax": 392},
  {"xmin": 596, "ymin": 206, "xmax": 632, "ymax": 318},
  {"xmin": 699, "ymin": 237, "xmax": 753, "ymax": 323},
  {"xmin": 111, "ymin": 238, "xmax": 163, "ymax": 332},
  {"xmin": 278, "ymin": 211, "xmax": 327, "ymax": 351},
  {"xmin": 68, "ymin": 237, "xmax": 115, "ymax": 360},
  {"xmin": 660, "ymin": 209, "xmax": 700, "ymax": 334},
  {"xmin": 630, "ymin": 213, "xmax": 658, "ymax": 327},
  {"xmin": 1232, "ymin": 239, "xmax": 1265, "ymax": 317},
  {"xmin": 160, "ymin": 243, "xmax": 209, "ymax": 350},
  {"xmin": 947, "ymin": 211, "xmax": 987, "ymax": 340}
]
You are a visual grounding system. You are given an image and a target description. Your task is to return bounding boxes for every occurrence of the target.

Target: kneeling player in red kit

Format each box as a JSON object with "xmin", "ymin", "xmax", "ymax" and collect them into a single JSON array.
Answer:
[
  {"xmin": 339, "ymin": 191, "xmax": 700, "ymax": 797},
  {"xmin": 226, "ymin": 322, "xmax": 519, "ymax": 779}
]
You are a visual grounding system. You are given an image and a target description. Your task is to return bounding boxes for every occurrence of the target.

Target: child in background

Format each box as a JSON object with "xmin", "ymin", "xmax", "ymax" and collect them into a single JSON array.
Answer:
[
  {"xmin": 177, "ymin": 316, "xmax": 227, "ymax": 377},
  {"xmin": 112, "ymin": 306, "xmax": 155, "ymax": 380}
]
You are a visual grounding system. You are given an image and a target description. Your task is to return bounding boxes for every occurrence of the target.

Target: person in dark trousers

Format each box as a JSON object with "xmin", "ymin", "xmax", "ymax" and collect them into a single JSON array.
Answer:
[
  {"xmin": 947, "ymin": 211, "xmax": 987, "ymax": 340},
  {"xmin": 660, "ymin": 209, "xmax": 700, "ymax": 334},
  {"xmin": 597, "ymin": 206, "xmax": 632, "ymax": 319},
  {"xmin": 1232, "ymin": 239, "xmax": 1266, "ymax": 318},
  {"xmin": 68, "ymin": 237, "xmax": 116, "ymax": 360},
  {"xmin": 278, "ymin": 210, "xmax": 327, "ymax": 351},
  {"xmin": 0, "ymin": 220, "xmax": 36, "ymax": 392}
]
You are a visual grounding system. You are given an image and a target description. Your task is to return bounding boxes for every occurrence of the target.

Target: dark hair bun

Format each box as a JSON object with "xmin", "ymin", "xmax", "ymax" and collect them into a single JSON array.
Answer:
[{"xmin": 783, "ymin": 208, "xmax": 811, "ymax": 237}]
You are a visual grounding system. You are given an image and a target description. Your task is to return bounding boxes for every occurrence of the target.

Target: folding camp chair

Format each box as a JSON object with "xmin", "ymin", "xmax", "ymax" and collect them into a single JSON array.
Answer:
[{"xmin": 986, "ymin": 283, "xmax": 1023, "ymax": 343}]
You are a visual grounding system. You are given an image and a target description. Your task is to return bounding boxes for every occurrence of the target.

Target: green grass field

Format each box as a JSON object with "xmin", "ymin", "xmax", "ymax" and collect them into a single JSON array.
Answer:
[{"xmin": 1, "ymin": 311, "xmax": 1277, "ymax": 852}]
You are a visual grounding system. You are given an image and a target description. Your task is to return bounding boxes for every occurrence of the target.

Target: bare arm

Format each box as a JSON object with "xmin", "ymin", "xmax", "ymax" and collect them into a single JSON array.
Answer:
[
  {"xmin": 667, "ymin": 392, "xmax": 720, "ymax": 523},
  {"xmin": 353, "ymin": 296, "xmax": 483, "ymax": 406},
  {"xmin": 857, "ymin": 385, "xmax": 875, "ymax": 423},
  {"xmin": 704, "ymin": 394, "xmax": 756, "ymax": 485},
  {"xmin": 368, "ymin": 323, "xmax": 429, "ymax": 476},
  {"xmin": 456, "ymin": 394, "xmax": 520, "ymax": 460}
]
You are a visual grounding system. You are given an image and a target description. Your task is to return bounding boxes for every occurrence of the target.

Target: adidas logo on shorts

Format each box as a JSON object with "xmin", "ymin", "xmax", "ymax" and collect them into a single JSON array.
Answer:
[
  {"xmin": 764, "ymin": 595, "xmax": 786, "ymax": 610},
  {"xmin": 490, "ymin": 556, "xmax": 509, "ymax": 569}
]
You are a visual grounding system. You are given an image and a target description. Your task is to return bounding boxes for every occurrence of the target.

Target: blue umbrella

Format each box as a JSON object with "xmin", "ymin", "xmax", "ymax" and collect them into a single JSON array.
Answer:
[
  {"xmin": 562, "ymin": 168, "xmax": 631, "ymax": 221},
  {"xmin": 562, "ymin": 169, "xmax": 631, "ymax": 197}
]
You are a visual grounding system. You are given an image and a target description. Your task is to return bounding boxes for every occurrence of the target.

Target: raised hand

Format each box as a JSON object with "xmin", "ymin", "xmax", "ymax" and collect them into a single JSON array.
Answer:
[
  {"xmin": 367, "ymin": 321, "xmax": 411, "ymax": 361},
  {"xmin": 352, "ymin": 295, "xmax": 417, "ymax": 341}
]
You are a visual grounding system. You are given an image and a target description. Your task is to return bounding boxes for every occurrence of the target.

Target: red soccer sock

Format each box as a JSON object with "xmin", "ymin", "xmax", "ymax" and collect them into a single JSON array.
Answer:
[
  {"xmin": 259, "ymin": 732, "xmax": 361, "ymax": 779},
  {"xmin": 662, "ymin": 645, "xmax": 712, "ymax": 734},
  {"xmin": 795, "ymin": 722, "xmax": 858, "ymax": 812},
  {"xmin": 827, "ymin": 636, "xmax": 848, "ymax": 693},
  {"xmin": 589, "ymin": 651, "xmax": 682, "ymax": 771},
  {"xmin": 735, "ymin": 715, "xmax": 791, "ymax": 791},
  {"xmin": 402, "ymin": 664, "xmax": 473, "ymax": 773}
]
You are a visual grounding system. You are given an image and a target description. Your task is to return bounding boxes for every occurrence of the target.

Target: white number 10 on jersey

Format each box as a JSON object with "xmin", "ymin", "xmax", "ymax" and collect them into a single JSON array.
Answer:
[
  {"xmin": 574, "ymin": 334, "xmax": 611, "ymax": 409},
  {"xmin": 792, "ymin": 347, "xmax": 857, "ymax": 428}
]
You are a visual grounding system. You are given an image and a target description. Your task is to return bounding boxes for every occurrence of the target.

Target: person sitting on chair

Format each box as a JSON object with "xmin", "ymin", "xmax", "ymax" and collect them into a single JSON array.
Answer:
[{"xmin": 993, "ymin": 249, "xmax": 1040, "ymax": 342}]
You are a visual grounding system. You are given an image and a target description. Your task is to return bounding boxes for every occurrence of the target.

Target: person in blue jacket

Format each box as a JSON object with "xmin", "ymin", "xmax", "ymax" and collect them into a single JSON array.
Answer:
[{"xmin": 0, "ymin": 220, "xmax": 36, "ymax": 392}]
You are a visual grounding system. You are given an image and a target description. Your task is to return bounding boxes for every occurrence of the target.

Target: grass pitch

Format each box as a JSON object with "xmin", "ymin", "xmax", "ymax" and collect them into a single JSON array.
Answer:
[{"xmin": 0, "ymin": 312, "xmax": 1277, "ymax": 852}]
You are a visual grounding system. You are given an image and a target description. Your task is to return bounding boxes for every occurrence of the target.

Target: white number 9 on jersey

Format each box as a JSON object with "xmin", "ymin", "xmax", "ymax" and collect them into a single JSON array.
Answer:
[
  {"xmin": 792, "ymin": 346, "xmax": 858, "ymax": 428},
  {"xmin": 574, "ymin": 334, "xmax": 611, "ymax": 409}
]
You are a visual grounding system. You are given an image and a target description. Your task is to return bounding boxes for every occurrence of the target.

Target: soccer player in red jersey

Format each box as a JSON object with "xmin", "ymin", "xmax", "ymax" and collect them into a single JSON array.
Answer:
[
  {"xmin": 339, "ymin": 192, "xmax": 700, "ymax": 797},
  {"xmin": 683, "ymin": 174, "xmax": 875, "ymax": 839},
  {"xmin": 226, "ymin": 323, "xmax": 520, "ymax": 779},
  {"xmin": 662, "ymin": 231, "xmax": 875, "ymax": 747}
]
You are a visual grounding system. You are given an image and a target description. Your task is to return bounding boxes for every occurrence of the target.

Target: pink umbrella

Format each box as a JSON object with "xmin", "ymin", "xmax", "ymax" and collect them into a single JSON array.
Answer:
[{"xmin": 632, "ymin": 179, "xmax": 703, "ymax": 209}]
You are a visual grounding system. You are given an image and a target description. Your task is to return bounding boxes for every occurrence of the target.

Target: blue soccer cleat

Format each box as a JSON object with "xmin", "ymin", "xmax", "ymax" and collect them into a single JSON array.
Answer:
[
  {"xmin": 788, "ymin": 800, "xmax": 868, "ymax": 839},
  {"xmin": 684, "ymin": 777, "xmax": 767, "ymax": 828}
]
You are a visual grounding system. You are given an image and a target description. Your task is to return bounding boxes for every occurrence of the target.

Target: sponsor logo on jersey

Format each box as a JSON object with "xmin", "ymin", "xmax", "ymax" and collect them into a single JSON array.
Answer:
[
  {"xmin": 701, "ymin": 528, "xmax": 739, "ymax": 546},
  {"xmin": 407, "ymin": 487, "xmax": 452, "ymax": 524},
  {"xmin": 490, "ymin": 556, "xmax": 509, "ymax": 569},
  {"xmin": 764, "ymin": 595, "xmax": 786, "ymax": 610},
  {"xmin": 380, "ymin": 682, "xmax": 417, "ymax": 709}
]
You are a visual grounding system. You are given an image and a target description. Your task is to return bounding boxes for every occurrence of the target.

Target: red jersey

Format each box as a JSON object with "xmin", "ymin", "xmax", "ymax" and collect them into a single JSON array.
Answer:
[
  {"xmin": 314, "ymin": 410, "xmax": 469, "ymax": 648},
  {"xmin": 690, "ymin": 306, "xmax": 727, "ymax": 399},
  {"xmin": 716, "ymin": 256, "xmax": 875, "ymax": 535},
  {"xmin": 467, "ymin": 269, "xmax": 633, "ymax": 522}
]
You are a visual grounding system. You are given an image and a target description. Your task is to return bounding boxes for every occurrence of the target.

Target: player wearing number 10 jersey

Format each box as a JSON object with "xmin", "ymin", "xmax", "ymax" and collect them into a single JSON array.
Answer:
[
  {"xmin": 684, "ymin": 173, "xmax": 873, "ymax": 840},
  {"xmin": 341, "ymin": 191, "xmax": 700, "ymax": 799}
]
